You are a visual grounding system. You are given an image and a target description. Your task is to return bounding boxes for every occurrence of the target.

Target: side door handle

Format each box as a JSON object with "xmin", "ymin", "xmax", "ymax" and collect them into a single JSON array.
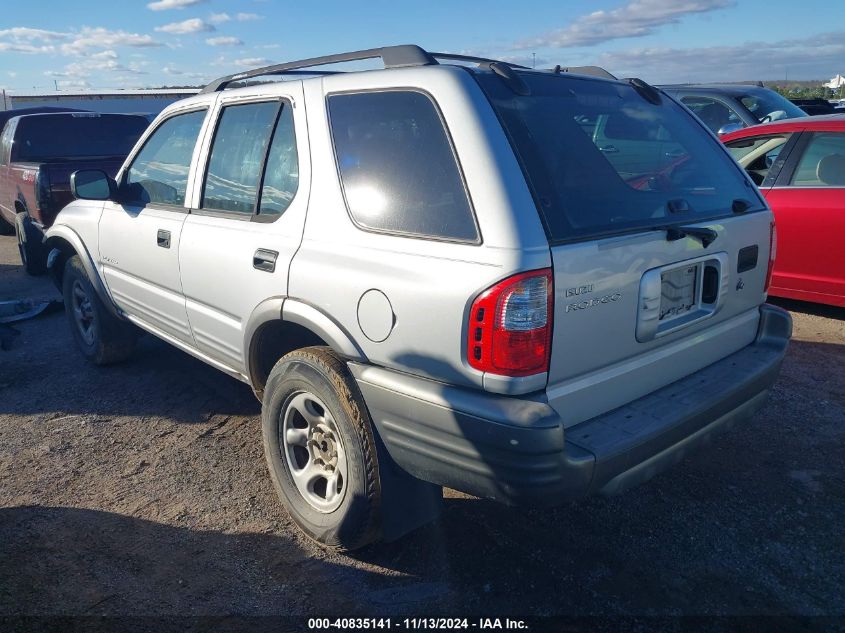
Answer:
[
  {"xmin": 253, "ymin": 249, "xmax": 278, "ymax": 273},
  {"xmin": 157, "ymin": 229, "xmax": 171, "ymax": 249}
]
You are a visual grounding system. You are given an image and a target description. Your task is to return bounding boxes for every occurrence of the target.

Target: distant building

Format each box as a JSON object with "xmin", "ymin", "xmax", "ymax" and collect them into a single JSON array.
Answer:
[
  {"xmin": 0, "ymin": 88, "xmax": 200, "ymax": 116},
  {"xmin": 823, "ymin": 74, "xmax": 845, "ymax": 89}
]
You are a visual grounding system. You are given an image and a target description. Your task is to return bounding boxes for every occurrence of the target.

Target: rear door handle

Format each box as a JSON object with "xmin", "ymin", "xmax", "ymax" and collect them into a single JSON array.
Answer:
[
  {"xmin": 599, "ymin": 144, "xmax": 619, "ymax": 153},
  {"xmin": 253, "ymin": 249, "xmax": 278, "ymax": 273},
  {"xmin": 157, "ymin": 229, "xmax": 171, "ymax": 249}
]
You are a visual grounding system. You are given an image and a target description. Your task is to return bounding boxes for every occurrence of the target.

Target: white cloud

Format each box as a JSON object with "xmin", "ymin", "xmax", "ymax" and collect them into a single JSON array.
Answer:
[
  {"xmin": 61, "ymin": 28, "xmax": 161, "ymax": 55},
  {"xmin": 0, "ymin": 42, "xmax": 55, "ymax": 54},
  {"xmin": 56, "ymin": 79, "xmax": 93, "ymax": 90},
  {"xmin": 90, "ymin": 49, "xmax": 119, "ymax": 60},
  {"xmin": 206, "ymin": 36, "xmax": 243, "ymax": 46},
  {"xmin": 597, "ymin": 31, "xmax": 845, "ymax": 83},
  {"xmin": 0, "ymin": 27, "xmax": 67, "ymax": 42},
  {"xmin": 209, "ymin": 13, "xmax": 231, "ymax": 24},
  {"xmin": 0, "ymin": 26, "xmax": 67, "ymax": 53},
  {"xmin": 236, "ymin": 13, "xmax": 262, "ymax": 21},
  {"xmin": 147, "ymin": 0, "xmax": 207, "ymax": 10},
  {"xmin": 516, "ymin": 0, "xmax": 735, "ymax": 49},
  {"xmin": 45, "ymin": 50, "xmax": 148, "ymax": 80},
  {"xmin": 234, "ymin": 57, "xmax": 273, "ymax": 67},
  {"xmin": 155, "ymin": 18, "xmax": 215, "ymax": 34}
]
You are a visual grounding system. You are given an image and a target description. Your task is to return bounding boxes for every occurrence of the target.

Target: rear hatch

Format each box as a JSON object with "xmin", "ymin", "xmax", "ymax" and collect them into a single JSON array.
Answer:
[{"xmin": 477, "ymin": 71, "xmax": 773, "ymax": 426}]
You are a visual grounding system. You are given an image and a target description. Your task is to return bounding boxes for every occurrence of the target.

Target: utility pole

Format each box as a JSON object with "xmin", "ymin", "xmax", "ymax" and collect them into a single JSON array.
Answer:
[
  {"xmin": 532, "ymin": 52, "xmax": 536, "ymax": 69},
  {"xmin": 54, "ymin": 79, "xmax": 58, "ymax": 91}
]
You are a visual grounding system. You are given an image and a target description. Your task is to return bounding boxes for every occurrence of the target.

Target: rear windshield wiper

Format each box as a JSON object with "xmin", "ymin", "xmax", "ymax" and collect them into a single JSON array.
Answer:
[{"xmin": 651, "ymin": 223, "xmax": 718, "ymax": 248}]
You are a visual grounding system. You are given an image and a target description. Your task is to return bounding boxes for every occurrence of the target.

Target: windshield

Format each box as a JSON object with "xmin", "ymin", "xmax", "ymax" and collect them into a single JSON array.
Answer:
[
  {"xmin": 476, "ymin": 72, "xmax": 761, "ymax": 242},
  {"xmin": 738, "ymin": 90, "xmax": 807, "ymax": 123},
  {"xmin": 11, "ymin": 114, "xmax": 148, "ymax": 162}
]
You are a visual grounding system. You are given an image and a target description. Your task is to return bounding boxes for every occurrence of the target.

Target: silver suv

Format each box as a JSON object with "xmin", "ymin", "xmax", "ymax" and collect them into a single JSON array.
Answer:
[{"xmin": 45, "ymin": 46, "xmax": 791, "ymax": 550}]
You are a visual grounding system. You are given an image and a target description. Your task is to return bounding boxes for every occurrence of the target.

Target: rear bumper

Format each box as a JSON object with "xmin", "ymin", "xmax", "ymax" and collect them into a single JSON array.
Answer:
[{"xmin": 350, "ymin": 304, "xmax": 792, "ymax": 505}]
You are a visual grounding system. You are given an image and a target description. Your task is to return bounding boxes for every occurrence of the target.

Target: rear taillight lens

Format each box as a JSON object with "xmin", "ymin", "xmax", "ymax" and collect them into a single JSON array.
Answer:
[
  {"xmin": 765, "ymin": 221, "xmax": 777, "ymax": 292},
  {"xmin": 467, "ymin": 269, "xmax": 553, "ymax": 377}
]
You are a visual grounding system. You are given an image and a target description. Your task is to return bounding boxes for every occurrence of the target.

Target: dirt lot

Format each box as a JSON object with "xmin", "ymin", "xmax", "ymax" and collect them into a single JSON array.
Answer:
[{"xmin": 0, "ymin": 233, "xmax": 843, "ymax": 621}]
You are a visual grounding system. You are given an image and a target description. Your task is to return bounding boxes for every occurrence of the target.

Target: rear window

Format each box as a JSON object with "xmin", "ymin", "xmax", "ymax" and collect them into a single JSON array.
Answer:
[
  {"xmin": 328, "ymin": 91, "xmax": 478, "ymax": 242},
  {"xmin": 476, "ymin": 73, "xmax": 760, "ymax": 242},
  {"xmin": 11, "ymin": 114, "xmax": 148, "ymax": 163}
]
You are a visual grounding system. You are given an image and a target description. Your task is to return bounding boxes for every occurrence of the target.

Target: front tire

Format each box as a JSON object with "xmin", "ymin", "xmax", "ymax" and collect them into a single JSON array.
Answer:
[
  {"xmin": 62, "ymin": 255, "xmax": 136, "ymax": 365},
  {"xmin": 0, "ymin": 212, "xmax": 14, "ymax": 236},
  {"xmin": 15, "ymin": 213, "xmax": 47, "ymax": 276},
  {"xmin": 262, "ymin": 347, "xmax": 382, "ymax": 551}
]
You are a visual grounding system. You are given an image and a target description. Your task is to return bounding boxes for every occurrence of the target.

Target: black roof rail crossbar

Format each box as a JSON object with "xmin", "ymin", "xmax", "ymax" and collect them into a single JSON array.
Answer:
[
  {"xmin": 552, "ymin": 65, "xmax": 617, "ymax": 80},
  {"xmin": 201, "ymin": 44, "xmax": 437, "ymax": 93}
]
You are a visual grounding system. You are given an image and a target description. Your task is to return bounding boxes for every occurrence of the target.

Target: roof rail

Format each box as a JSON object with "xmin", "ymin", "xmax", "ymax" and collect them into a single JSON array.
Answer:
[
  {"xmin": 201, "ymin": 45, "xmax": 437, "ymax": 93},
  {"xmin": 551, "ymin": 65, "xmax": 617, "ymax": 80},
  {"xmin": 428, "ymin": 52, "xmax": 529, "ymax": 69},
  {"xmin": 200, "ymin": 44, "xmax": 532, "ymax": 93}
]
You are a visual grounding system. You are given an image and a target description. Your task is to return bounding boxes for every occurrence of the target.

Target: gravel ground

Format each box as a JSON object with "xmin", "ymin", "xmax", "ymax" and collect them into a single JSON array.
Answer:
[{"xmin": 0, "ymin": 234, "xmax": 843, "ymax": 620}]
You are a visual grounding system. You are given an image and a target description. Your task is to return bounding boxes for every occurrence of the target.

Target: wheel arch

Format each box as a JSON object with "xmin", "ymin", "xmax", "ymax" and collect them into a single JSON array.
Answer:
[
  {"xmin": 245, "ymin": 298, "xmax": 367, "ymax": 399},
  {"xmin": 43, "ymin": 225, "xmax": 120, "ymax": 318}
]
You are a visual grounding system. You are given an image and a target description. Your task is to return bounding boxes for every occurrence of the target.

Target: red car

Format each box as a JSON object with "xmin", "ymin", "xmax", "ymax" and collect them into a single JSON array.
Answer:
[{"xmin": 722, "ymin": 114, "xmax": 845, "ymax": 307}]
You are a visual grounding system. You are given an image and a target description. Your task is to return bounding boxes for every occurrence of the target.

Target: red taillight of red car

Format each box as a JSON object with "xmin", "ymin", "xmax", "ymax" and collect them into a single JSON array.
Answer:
[
  {"xmin": 467, "ymin": 269, "xmax": 553, "ymax": 377},
  {"xmin": 765, "ymin": 221, "xmax": 777, "ymax": 292}
]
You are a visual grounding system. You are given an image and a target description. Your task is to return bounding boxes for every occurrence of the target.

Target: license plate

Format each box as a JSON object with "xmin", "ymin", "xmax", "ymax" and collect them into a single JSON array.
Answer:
[{"xmin": 660, "ymin": 265, "xmax": 698, "ymax": 321}]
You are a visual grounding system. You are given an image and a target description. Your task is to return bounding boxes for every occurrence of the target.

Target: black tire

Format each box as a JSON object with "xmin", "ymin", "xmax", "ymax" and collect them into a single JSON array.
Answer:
[
  {"xmin": 262, "ymin": 346, "xmax": 382, "ymax": 551},
  {"xmin": 62, "ymin": 255, "xmax": 137, "ymax": 365},
  {"xmin": 0, "ymin": 212, "xmax": 14, "ymax": 236},
  {"xmin": 15, "ymin": 213, "xmax": 47, "ymax": 276}
]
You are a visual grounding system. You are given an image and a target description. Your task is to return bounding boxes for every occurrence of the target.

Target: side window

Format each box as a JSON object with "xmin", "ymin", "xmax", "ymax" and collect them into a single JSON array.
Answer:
[
  {"xmin": 202, "ymin": 101, "xmax": 280, "ymax": 215},
  {"xmin": 680, "ymin": 96, "xmax": 742, "ymax": 134},
  {"xmin": 258, "ymin": 104, "xmax": 298, "ymax": 217},
  {"xmin": 328, "ymin": 91, "xmax": 478, "ymax": 242},
  {"xmin": 725, "ymin": 134, "xmax": 791, "ymax": 186},
  {"xmin": 125, "ymin": 109, "xmax": 206, "ymax": 207},
  {"xmin": 790, "ymin": 133, "xmax": 845, "ymax": 187}
]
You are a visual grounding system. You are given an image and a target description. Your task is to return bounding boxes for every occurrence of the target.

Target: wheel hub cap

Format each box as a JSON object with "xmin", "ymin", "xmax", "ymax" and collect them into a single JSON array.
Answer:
[
  {"xmin": 281, "ymin": 392, "xmax": 348, "ymax": 513},
  {"xmin": 71, "ymin": 280, "xmax": 96, "ymax": 346}
]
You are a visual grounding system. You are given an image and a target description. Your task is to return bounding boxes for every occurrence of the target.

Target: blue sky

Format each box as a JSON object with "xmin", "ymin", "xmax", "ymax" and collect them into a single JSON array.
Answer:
[{"xmin": 1, "ymin": 0, "xmax": 843, "ymax": 91}]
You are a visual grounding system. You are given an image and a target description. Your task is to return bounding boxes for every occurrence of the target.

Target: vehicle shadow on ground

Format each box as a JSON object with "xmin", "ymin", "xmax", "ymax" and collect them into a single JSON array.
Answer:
[
  {"xmin": 355, "ymin": 339, "xmax": 845, "ymax": 616},
  {"xmin": 770, "ymin": 297, "xmax": 845, "ymax": 321},
  {"xmin": 0, "ymin": 505, "xmax": 370, "ymax": 617},
  {"xmin": 1, "ymin": 338, "xmax": 842, "ymax": 616},
  {"xmin": 0, "ymin": 314, "xmax": 259, "ymax": 423}
]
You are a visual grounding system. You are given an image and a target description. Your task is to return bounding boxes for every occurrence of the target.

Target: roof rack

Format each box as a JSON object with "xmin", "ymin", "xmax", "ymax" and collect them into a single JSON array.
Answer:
[
  {"xmin": 551, "ymin": 65, "xmax": 617, "ymax": 80},
  {"xmin": 200, "ymin": 44, "xmax": 530, "ymax": 93}
]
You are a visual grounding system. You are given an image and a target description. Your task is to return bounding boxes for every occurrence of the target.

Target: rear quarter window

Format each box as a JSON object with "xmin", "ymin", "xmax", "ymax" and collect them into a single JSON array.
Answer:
[{"xmin": 328, "ymin": 90, "xmax": 479, "ymax": 242}]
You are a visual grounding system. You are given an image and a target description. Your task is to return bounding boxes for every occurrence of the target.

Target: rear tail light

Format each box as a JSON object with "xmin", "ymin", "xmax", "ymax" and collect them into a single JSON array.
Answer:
[
  {"xmin": 34, "ymin": 170, "xmax": 51, "ymax": 218},
  {"xmin": 764, "ymin": 221, "xmax": 777, "ymax": 292},
  {"xmin": 467, "ymin": 269, "xmax": 553, "ymax": 377}
]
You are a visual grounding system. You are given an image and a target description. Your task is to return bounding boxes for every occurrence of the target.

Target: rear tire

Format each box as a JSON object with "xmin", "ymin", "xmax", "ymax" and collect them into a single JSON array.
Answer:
[
  {"xmin": 62, "ymin": 255, "xmax": 137, "ymax": 365},
  {"xmin": 15, "ymin": 213, "xmax": 47, "ymax": 276},
  {"xmin": 261, "ymin": 346, "xmax": 382, "ymax": 551}
]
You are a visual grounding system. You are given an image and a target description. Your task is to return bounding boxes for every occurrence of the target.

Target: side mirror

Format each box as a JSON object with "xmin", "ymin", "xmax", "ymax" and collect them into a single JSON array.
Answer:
[
  {"xmin": 717, "ymin": 122, "xmax": 745, "ymax": 136},
  {"xmin": 71, "ymin": 169, "xmax": 116, "ymax": 201}
]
